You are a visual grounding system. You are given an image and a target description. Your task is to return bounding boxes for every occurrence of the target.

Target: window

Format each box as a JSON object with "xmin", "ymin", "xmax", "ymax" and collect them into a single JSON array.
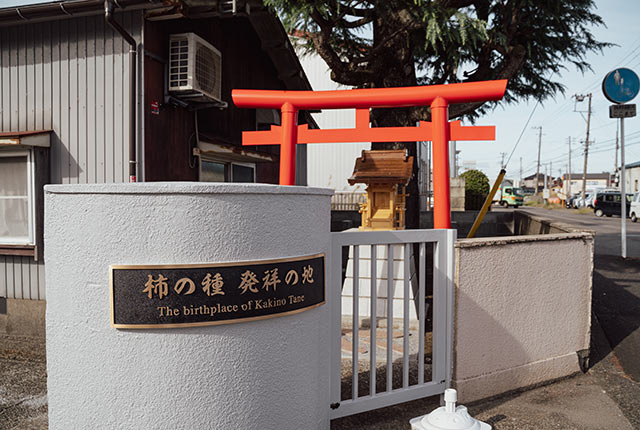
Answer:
[
  {"xmin": 635, "ymin": 179, "xmax": 638, "ymax": 192},
  {"xmin": 231, "ymin": 163, "xmax": 254, "ymax": 183},
  {"xmin": 0, "ymin": 150, "xmax": 35, "ymax": 245},
  {"xmin": 199, "ymin": 157, "xmax": 255, "ymax": 183},
  {"xmin": 200, "ymin": 160, "xmax": 225, "ymax": 182}
]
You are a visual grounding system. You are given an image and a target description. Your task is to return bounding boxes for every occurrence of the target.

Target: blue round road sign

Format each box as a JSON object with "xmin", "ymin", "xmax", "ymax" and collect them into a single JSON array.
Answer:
[{"xmin": 602, "ymin": 68, "xmax": 640, "ymax": 104}]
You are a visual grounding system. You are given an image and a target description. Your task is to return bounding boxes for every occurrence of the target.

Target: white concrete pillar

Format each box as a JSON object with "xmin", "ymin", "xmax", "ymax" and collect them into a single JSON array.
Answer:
[{"xmin": 44, "ymin": 183, "xmax": 333, "ymax": 429}]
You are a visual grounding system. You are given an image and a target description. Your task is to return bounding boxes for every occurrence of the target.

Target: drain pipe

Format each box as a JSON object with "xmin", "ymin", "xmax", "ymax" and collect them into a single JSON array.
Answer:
[{"xmin": 105, "ymin": 0, "xmax": 137, "ymax": 182}]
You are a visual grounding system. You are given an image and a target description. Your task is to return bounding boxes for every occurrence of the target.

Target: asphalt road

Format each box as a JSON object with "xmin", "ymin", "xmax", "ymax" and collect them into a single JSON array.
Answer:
[{"xmin": 516, "ymin": 206, "xmax": 640, "ymax": 257}]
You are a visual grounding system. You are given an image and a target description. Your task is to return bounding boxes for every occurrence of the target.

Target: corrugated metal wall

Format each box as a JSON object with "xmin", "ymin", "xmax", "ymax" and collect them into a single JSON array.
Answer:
[
  {"xmin": 0, "ymin": 12, "xmax": 141, "ymax": 300},
  {"xmin": 298, "ymin": 52, "xmax": 370, "ymax": 192}
]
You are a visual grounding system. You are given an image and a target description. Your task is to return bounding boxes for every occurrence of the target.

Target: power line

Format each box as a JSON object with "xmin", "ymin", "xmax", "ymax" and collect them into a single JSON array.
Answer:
[{"xmin": 504, "ymin": 101, "xmax": 540, "ymax": 168}]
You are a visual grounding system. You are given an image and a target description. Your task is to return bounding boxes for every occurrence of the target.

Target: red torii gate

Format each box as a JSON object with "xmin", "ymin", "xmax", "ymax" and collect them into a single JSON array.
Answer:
[{"xmin": 232, "ymin": 80, "xmax": 507, "ymax": 229}]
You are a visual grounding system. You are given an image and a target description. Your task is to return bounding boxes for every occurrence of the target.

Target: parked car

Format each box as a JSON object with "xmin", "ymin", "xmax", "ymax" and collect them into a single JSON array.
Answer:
[
  {"xmin": 574, "ymin": 192, "xmax": 595, "ymax": 208},
  {"xmin": 567, "ymin": 193, "xmax": 581, "ymax": 208},
  {"xmin": 630, "ymin": 192, "xmax": 640, "ymax": 222},
  {"xmin": 593, "ymin": 191, "xmax": 633, "ymax": 217}
]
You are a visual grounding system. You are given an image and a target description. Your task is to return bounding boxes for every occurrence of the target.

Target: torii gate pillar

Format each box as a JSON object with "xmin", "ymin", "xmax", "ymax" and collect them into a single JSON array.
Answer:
[
  {"xmin": 431, "ymin": 97, "xmax": 451, "ymax": 229},
  {"xmin": 280, "ymin": 102, "xmax": 298, "ymax": 185}
]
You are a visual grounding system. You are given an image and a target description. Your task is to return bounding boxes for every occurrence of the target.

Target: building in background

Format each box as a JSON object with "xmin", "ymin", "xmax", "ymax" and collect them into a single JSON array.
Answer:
[
  {"xmin": 561, "ymin": 172, "xmax": 612, "ymax": 196},
  {"xmin": 522, "ymin": 173, "xmax": 554, "ymax": 191},
  {"xmin": 625, "ymin": 161, "xmax": 640, "ymax": 193},
  {"xmin": 297, "ymin": 49, "xmax": 370, "ymax": 210},
  {"xmin": 0, "ymin": 0, "xmax": 315, "ymax": 334}
]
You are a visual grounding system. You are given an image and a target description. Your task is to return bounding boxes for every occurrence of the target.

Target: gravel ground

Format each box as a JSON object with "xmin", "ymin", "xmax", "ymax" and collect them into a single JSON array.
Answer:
[
  {"xmin": 0, "ymin": 335, "xmax": 48, "ymax": 430},
  {"xmin": 1, "ymin": 318, "xmax": 637, "ymax": 430}
]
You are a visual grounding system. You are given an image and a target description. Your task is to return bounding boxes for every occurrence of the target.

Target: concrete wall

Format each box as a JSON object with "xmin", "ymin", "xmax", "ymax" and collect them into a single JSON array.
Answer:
[
  {"xmin": 453, "ymin": 232, "xmax": 594, "ymax": 402},
  {"xmin": 421, "ymin": 210, "xmax": 514, "ymax": 237},
  {"xmin": 450, "ymin": 177, "xmax": 465, "ymax": 211},
  {"xmin": 45, "ymin": 183, "xmax": 333, "ymax": 429},
  {"xmin": 513, "ymin": 210, "xmax": 591, "ymax": 235},
  {"xmin": 0, "ymin": 298, "xmax": 45, "ymax": 337}
]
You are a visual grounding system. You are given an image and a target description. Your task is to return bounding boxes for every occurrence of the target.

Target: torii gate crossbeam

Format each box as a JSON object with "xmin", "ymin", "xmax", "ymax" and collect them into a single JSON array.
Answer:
[{"xmin": 232, "ymin": 80, "xmax": 507, "ymax": 229}]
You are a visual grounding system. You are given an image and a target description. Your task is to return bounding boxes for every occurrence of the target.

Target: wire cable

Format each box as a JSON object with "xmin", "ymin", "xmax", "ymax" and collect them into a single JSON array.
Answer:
[{"xmin": 504, "ymin": 101, "xmax": 540, "ymax": 168}]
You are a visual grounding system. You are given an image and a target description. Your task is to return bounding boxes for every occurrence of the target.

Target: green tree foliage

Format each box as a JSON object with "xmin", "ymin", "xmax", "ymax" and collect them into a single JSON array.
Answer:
[
  {"xmin": 268, "ymin": 0, "xmax": 609, "ymax": 121},
  {"xmin": 460, "ymin": 169, "xmax": 490, "ymax": 210},
  {"xmin": 267, "ymin": 0, "xmax": 609, "ymax": 224}
]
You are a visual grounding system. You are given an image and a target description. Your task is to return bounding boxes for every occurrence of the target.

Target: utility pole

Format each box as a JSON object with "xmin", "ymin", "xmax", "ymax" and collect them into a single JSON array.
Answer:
[
  {"xmin": 499, "ymin": 152, "xmax": 507, "ymax": 169},
  {"xmin": 575, "ymin": 93, "xmax": 592, "ymax": 205},
  {"xmin": 533, "ymin": 126, "xmax": 543, "ymax": 195},
  {"xmin": 519, "ymin": 157, "xmax": 523, "ymax": 187},
  {"xmin": 565, "ymin": 164, "xmax": 569, "ymax": 203}
]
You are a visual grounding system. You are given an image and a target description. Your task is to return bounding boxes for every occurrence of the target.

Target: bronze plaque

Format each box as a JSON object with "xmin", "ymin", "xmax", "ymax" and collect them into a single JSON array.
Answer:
[{"xmin": 110, "ymin": 254, "xmax": 325, "ymax": 329}]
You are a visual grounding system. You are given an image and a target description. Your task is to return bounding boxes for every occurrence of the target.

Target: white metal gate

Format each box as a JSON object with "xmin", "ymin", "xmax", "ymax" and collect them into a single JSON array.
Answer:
[{"xmin": 330, "ymin": 229, "xmax": 456, "ymax": 419}]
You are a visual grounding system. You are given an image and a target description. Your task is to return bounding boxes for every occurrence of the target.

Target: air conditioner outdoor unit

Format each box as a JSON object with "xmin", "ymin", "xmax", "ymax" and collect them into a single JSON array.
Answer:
[{"xmin": 168, "ymin": 33, "xmax": 222, "ymax": 103}]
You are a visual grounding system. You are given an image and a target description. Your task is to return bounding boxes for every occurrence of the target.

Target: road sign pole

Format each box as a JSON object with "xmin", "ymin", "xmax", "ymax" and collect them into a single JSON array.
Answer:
[
  {"xmin": 621, "ymin": 117, "xmax": 627, "ymax": 259},
  {"xmin": 602, "ymin": 68, "xmax": 638, "ymax": 259}
]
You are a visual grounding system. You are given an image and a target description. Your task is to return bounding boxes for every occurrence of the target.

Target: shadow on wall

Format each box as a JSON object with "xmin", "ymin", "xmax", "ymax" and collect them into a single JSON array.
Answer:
[
  {"xmin": 512, "ymin": 210, "xmax": 586, "ymax": 235},
  {"xmin": 513, "ymin": 212, "xmax": 551, "ymax": 235},
  {"xmin": 50, "ymin": 132, "xmax": 84, "ymax": 183},
  {"xmin": 453, "ymin": 286, "xmax": 531, "ymax": 399}
]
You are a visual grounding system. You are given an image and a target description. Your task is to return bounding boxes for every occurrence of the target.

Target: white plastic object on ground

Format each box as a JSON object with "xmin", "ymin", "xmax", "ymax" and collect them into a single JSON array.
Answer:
[{"xmin": 409, "ymin": 389, "xmax": 492, "ymax": 430}]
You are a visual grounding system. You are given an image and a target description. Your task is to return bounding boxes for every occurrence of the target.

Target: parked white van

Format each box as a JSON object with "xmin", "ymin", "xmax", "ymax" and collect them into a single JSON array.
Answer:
[{"xmin": 630, "ymin": 192, "xmax": 640, "ymax": 222}]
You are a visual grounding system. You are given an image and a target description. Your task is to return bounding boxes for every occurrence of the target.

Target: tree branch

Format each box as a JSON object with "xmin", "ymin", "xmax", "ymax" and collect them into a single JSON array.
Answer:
[
  {"xmin": 307, "ymin": 8, "xmax": 375, "ymax": 85},
  {"xmin": 337, "ymin": 15, "xmax": 374, "ymax": 28},
  {"xmin": 335, "ymin": 1, "xmax": 373, "ymax": 18},
  {"xmin": 435, "ymin": 0, "xmax": 476, "ymax": 8}
]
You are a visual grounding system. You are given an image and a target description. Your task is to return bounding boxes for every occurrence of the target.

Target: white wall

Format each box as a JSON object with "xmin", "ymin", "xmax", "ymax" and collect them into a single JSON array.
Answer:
[
  {"xmin": 625, "ymin": 166, "xmax": 640, "ymax": 193},
  {"xmin": 298, "ymin": 52, "xmax": 370, "ymax": 191},
  {"xmin": 44, "ymin": 183, "xmax": 333, "ymax": 429}
]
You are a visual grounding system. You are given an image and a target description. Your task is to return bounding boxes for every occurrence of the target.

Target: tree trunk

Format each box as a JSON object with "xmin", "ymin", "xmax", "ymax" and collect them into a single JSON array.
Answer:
[{"xmin": 370, "ymin": 8, "xmax": 420, "ymax": 230}]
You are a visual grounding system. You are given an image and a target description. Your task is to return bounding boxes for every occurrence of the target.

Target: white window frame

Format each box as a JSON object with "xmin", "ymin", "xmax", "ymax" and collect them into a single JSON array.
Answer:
[{"xmin": 0, "ymin": 149, "xmax": 36, "ymax": 246}]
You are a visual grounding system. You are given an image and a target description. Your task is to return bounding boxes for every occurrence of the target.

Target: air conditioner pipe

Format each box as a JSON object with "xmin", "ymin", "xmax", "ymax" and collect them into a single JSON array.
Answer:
[{"xmin": 105, "ymin": 0, "xmax": 137, "ymax": 182}]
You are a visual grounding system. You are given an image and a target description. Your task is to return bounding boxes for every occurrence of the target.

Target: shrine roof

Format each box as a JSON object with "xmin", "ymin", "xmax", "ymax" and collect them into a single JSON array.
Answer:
[{"xmin": 348, "ymin": 150, "xmax": 413, "ymax": 185}]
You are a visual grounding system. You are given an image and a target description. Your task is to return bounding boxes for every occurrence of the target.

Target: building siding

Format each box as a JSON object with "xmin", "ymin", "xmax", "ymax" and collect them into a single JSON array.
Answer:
[
  {"xmin": 0, "ymin": 11, "xmax": 141, "ymax": 299},
  {"xmin": 297, "ymin": 51, "xmax": 370, "ymax": 191}
]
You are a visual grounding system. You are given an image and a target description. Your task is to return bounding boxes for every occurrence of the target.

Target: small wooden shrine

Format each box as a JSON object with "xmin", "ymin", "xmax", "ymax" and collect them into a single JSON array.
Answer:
[{"xmin": 348, "ymin": 150, "xmax": 414, "ymax": 230}]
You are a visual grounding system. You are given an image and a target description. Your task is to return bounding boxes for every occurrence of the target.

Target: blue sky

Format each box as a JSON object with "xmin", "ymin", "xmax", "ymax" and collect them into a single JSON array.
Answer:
[
  {"xmin": 468, "ymin": 0, "xmax": 640, "ymax": 181},
  {"xmin": 0, "ymin": 0, "xmax": 55, "ymax": 6}
]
